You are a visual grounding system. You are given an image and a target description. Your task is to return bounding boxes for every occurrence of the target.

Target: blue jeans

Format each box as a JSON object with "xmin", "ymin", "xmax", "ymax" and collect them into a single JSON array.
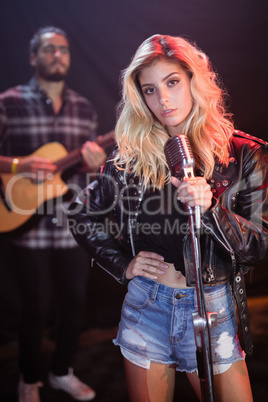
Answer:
[{"xmin": 113, "ymin": 276, "xmax": 244, "ymax": 374}]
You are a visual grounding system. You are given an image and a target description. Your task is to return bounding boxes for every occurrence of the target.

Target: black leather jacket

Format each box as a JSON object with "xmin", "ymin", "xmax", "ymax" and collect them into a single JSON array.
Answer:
[{"xmin": 68, "ymin": 131, "xmax": 268, "ymax": 355}]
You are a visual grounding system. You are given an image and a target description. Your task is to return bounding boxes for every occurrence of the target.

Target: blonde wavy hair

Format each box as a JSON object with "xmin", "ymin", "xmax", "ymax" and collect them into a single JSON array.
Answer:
[{"xmin": 114, "ymin": 34, "xmax": 234, "ymax": 189}]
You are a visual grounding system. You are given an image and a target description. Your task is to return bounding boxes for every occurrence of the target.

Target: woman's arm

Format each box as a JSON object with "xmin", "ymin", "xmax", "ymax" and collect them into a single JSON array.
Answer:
[
  {"xmin": 202, "ymin": 146, "xmax": 268, "ymax": 264},
  {"xmin": 68, "ymin": 166, "xmax": 133, "ymax": 284}
]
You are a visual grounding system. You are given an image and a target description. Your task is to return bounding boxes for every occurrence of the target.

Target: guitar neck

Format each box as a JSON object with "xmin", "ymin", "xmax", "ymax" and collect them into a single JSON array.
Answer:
[
  {"xmin": 55, "ymin": 148, "xmax": 82, "ymax": 171},
  {"xmin": 54, "ymin": 130, "xmax": 115, "ymax": 172}
]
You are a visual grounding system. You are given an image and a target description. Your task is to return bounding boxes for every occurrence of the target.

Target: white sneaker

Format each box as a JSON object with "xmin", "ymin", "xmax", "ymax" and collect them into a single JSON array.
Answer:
[
  {"xmin": 48, "ymin": 368, "xmax": 96, "ymax": 401},
  {"xmin": 18, "ymin": 378, "xmax": 42, "ymax": 402}
]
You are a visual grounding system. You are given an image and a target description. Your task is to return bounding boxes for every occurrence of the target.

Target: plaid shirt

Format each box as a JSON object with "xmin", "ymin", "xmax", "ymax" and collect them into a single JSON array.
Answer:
[{"xmin": 0, "ymin": 77, "xmax": 98, "ymax": 248}]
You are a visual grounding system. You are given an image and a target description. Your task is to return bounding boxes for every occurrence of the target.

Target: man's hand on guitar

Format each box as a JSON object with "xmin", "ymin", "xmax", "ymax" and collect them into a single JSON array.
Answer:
[
  {"xmin": 17, "ymin": 156, "xmax": 57, "ymax": 178},
  {"xmin": 81, "ymin": 141, "xmax": 107, "ymax": 172}
]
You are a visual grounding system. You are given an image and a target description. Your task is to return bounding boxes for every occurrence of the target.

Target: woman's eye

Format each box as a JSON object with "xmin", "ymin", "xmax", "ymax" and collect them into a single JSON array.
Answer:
[
  {"xmin": 144, "ymin": 87, "xmax": 155, "ymax": 95},
  {"xmin": 168, "ymin": 79, "xmax": 179, "ymax": 87}
]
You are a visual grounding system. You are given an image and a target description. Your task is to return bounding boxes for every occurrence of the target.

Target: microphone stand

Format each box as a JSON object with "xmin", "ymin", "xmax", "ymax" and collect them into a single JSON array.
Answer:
[
  {"xmin": 187, "ymin": 205, "xmax": 217, "ymax": 402},
  {"xmin": 163, "ymin": 134, "xmax": 217, "ymax": 401}
]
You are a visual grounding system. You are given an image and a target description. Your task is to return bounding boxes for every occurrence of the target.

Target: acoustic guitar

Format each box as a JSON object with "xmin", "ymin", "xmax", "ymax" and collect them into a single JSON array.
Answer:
[{"xmin": 0, "ymin": 131, "xmax": 115, "ymax": 232}]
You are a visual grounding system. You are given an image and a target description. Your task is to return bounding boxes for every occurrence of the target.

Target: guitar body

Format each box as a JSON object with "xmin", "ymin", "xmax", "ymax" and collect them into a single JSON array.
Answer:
[
  {"xmin": 0, "ymin": 131, "xmax": 115, "ymax": 233},
  {"xmin": 0, "ymin": 143, "xmax": 69, "ymax": 233}
]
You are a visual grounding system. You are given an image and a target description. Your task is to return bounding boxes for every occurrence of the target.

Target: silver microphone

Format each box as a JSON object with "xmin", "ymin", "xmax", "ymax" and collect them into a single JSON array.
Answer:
[
  {"xmin": 164, "ymin": 134, "xmax": 195, "ymax": 179},
  {"xmin": 164, "ymin": 134, "xmax": 200, "ymax": 230}
]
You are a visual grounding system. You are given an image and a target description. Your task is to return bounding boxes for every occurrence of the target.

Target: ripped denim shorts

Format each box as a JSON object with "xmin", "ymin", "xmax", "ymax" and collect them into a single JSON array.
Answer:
[{"xmin": 113, "ymin": 276, "xmax": 245, "ymax": 374}]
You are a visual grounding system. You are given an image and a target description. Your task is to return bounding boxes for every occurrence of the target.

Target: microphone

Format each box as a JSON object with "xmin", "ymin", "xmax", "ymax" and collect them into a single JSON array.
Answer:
[
  {"xmin": 164, "ymin": 134, "xmax": 200, "ymax": 231},
  {"xmin": 164, "ymin": 134, "xmax": 195, "ymax": 180}
]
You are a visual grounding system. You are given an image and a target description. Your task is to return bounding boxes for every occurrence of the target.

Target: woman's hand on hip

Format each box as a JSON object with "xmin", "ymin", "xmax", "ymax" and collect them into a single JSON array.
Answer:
[{"xmin": 125, "ymin": 251, "xmax": 169, "ymax": 280}]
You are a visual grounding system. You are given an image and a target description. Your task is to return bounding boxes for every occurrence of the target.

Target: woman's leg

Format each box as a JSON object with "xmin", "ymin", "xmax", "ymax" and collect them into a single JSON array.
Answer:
[
  {"xmin": 124, "ymin": 358, "xmax": 176, "ymax": 402},
  {"xmin": 187, "ymin": 360, "xmax": 253, "ymax": 402},
  {"xmin": 186, "ymin": 371, "xmax": 202, "ymax": 400},
  {"xmin": 213, "ymin": 360, "xmax": 253, "ymax": 402}
]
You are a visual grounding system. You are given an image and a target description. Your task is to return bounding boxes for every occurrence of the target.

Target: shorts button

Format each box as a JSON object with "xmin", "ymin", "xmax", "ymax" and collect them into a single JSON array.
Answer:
[{"xmin": 175, "ymin": 293, "xmax": 188, "ymax": 299}]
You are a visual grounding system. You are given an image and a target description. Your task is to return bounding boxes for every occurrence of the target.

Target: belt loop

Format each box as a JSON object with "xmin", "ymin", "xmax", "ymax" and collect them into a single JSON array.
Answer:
[{"xmin": 151, "ymin": 282, "xmax": 159, "ymax": 302}]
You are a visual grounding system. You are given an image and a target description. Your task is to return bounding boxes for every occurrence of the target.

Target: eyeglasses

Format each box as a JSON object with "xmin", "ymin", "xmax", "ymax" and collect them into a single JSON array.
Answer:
[{"xmin": 42, "ymin": 45, "xmax": 70, "ymax": 55}]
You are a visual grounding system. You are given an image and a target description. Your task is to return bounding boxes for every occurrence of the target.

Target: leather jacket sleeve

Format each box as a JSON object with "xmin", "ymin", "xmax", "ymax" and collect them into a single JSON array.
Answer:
[
  {"xmin": 202, "ymin": 139, "xmax": 268, "ymax": 265},
  {"xmin": 68, "ymin": 161, "xmax": 132, "ymax": 284}
]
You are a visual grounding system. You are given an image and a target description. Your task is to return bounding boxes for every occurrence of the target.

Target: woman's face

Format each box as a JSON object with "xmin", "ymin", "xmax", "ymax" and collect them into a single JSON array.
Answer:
[{"xmin": 139, "ymin": 59, "xmax": 193, "ymax": 136}]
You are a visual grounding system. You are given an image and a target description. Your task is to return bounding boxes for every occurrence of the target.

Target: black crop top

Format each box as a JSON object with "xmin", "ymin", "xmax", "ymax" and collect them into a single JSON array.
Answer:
[{"xmin": 135, "ymin": 182, "xmax": 188, "ymax": 274}]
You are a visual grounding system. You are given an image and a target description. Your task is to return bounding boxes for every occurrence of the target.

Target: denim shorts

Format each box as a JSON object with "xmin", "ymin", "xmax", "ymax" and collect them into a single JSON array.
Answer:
[{"xmin": 113, "ymin": 276, "xmax": 245, "ymax": 374}]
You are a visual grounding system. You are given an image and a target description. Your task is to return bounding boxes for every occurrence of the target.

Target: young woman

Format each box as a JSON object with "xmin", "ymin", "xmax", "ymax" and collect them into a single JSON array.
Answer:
[{"xmin": 68, "ymin": 34, "xmax": 268, "ymax": 401}]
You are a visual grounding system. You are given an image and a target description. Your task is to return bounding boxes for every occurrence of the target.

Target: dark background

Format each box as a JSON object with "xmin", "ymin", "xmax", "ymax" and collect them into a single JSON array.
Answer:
[
  {"xmin": 1, "ymin": 0, "xmax": 268, "ymax": 345},
  {"xmin": 0, "ymin": 2, "xmax": 268, "ymax": 400},
  {"xmin": 0, "ymin": 0, "xmax": 268, "ymax": 140}
]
